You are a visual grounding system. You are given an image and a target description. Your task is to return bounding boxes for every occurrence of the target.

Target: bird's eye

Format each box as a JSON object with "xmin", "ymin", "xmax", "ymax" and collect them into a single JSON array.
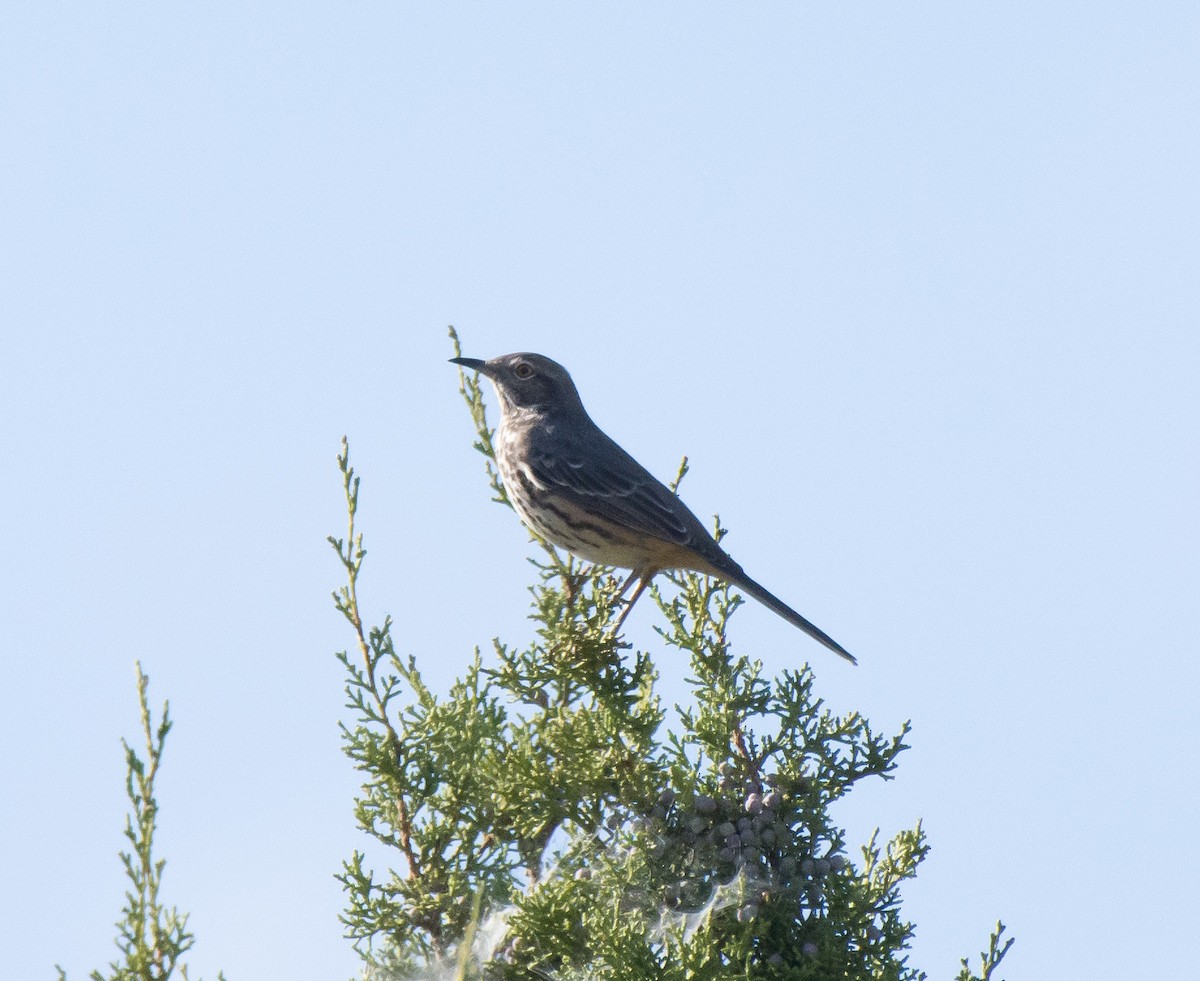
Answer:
[{"xmin": 513, "ymin": 362, "xmax": 534, "ymax": 379}]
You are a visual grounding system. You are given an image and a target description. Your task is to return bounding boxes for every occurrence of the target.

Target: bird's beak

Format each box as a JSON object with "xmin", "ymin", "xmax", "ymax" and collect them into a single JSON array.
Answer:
[{"xmin": 449, "ymin": 356, "xmax": 489, "ymax": 375}]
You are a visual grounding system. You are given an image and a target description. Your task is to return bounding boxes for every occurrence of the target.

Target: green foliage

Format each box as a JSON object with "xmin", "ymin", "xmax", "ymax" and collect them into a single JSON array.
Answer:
[
  {"xmin": 955, "ymin": 924, "xmax": 1013, "ymax": 981},
  {"xmin": 62, "ymin": 664, "xmax": 225, "ymax": 981},
  {"xmin": 327, "ymin": 327, "xmax": 1013, "ymax": 979}
]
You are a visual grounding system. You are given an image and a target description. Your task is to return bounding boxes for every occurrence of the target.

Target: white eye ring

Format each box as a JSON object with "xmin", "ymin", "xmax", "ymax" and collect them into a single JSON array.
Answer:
[{"xmin": 514, "ymin": 362, "xmax": 534, "ymax": 379}]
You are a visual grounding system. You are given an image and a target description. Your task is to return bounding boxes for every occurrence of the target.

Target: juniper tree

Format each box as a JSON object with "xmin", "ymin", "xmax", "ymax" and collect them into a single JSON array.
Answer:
[{"xmin": 328, "ymin": 328, "xmax": 1012, "ymax": 980}]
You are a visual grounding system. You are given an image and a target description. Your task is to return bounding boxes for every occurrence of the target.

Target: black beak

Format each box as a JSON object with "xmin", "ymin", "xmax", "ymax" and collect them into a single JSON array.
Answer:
[{"xmin": 449, "ymin": 356, "xmax": 489, "ymax": 374}]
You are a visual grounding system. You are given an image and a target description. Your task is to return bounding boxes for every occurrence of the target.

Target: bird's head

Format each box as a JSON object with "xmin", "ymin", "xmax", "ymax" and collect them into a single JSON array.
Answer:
[{"xmin": 449, "ymin": 352, "xmax": 584, "ymax": 414}]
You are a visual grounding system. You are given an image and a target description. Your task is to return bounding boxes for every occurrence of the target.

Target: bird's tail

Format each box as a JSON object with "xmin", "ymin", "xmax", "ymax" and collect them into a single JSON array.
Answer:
[{"xmin": 725, "ymin": 569, "xmax": 857, "ymax": 665}]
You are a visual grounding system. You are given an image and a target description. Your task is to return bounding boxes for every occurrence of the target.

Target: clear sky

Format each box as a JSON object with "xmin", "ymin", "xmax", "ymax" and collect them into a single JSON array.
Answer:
[{"xmin": 2, "ymin": 4, "xmax": 1197, "ymax": 979}]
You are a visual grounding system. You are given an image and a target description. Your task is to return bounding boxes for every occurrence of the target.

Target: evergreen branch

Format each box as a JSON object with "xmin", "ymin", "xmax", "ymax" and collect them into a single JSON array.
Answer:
[
  {"xmin": 83, "ymin": 665, "xmax": 223, "ymax": 981},
  {"xmin": 329, "ymin": 437, "xmax": 421, "ymax": 880},
  {"xmin": 956, "ymin": 922, "xmax": 1014, "ymax": 981}
]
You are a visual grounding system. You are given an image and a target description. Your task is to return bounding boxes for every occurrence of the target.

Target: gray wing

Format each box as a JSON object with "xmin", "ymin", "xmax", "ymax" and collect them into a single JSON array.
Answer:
[
  {"xmin": 525, "ymin": 421, "xmax": 855, "ymax": 663},
  {"xmin": 525, "ymin": 424, "xmax": 716, "ymax": 554}
]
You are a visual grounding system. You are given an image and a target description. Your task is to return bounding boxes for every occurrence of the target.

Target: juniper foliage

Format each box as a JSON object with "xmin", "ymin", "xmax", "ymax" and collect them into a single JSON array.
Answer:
[
  {"xmin": 328, "ymin": 328, "xmax": 1012, "ymax": 980},
  {"xmin": 59, "ymin": 664, "xmax": 225, "ymax": 981}
]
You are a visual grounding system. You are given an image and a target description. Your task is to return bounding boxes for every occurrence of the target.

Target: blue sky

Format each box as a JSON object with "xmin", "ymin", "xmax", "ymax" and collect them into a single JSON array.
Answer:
[{"xmin": 2, "ymin": 4, "xmax": 1197, "ymax": 979}]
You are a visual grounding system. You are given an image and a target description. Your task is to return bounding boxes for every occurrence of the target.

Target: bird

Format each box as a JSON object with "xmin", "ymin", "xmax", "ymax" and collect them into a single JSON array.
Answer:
[{"xmin": 450, "ymin": 352, "xmax": 855, "ymax": 664}]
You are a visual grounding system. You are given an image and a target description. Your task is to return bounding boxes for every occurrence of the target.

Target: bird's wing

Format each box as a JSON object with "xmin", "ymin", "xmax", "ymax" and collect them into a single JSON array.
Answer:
[{"xmin": 526, "ymin": 426, "xmax": 704, "ymax": 549}]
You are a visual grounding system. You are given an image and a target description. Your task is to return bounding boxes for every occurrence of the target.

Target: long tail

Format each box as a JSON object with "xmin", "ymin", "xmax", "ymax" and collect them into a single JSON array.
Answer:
[{"xmin": 726, "ymin": 569, "xmax": 857, "ymax": 665}]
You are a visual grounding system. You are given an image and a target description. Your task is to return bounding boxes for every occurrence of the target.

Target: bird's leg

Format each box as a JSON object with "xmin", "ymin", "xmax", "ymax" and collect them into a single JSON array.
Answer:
[
  {"xmin": 610, "ymin": 570, "xmax": 655, "ymax": 635},
  {"xmin": 615, "ymin": 569, "xmax": 641, "ymax": 599}
]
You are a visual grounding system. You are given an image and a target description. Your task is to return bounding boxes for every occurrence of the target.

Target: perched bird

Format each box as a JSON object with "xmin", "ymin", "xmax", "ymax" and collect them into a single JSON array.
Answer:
[{"xmin": 450, "ymin": 352, "xmax": 855, "ymax": 664}]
